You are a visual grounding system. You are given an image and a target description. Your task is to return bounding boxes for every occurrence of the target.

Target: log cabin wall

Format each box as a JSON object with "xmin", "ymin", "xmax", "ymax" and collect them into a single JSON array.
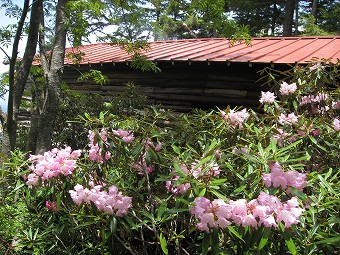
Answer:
[{"xmin": 62, "ymin": 61, "xmax": 280, "ymax": 112}]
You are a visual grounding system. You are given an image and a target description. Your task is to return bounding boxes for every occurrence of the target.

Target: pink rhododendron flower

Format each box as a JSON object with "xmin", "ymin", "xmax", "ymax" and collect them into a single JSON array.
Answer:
[
  {"xmin": 190, "ymin": 191, "xmax": 304, "ymax": 232},
  {"xmin": 112, "ymin": 129, "xmax": 135, "ymax": 143},
  {"xmin": 299, "ymin": 93, "xmax": 329, "ymax": 107},
  {"xmin": 232, "ymin": 146, "xmax": 248, "ymax": 154},
  {"xmin": 259, "ymin": 91, "xmax": 276, "ymax": 104},
  {"xmin": 69, "ymin": 183, "xmax": 132, "ymax": 217},
  {"xmin": 262, "ymin": 161, "xmax": 307, "ymax": 194},
  {"xmin": 26, "ymin": 173, "xmax": 39, "ymax": 186},
  {"xmin": 46, "ymin": 201, "xmax": 57, "ymax": 212},
  {"xmin": 278, "ymin": 113, "xmax": 298, "ymax": 126},
  {"xmin": 26, "ymin": 147, "xmax": 81, "ymax": 185},
  {"xmin": 332, "ymin": 101, "xmax": 340, "ymax": 109},
  {"xmin": 145, "ymin": 138, "xmax": 162, "ymax": 152},
  {"xmin": 309, "ymin": 62, "xmax": 324, "ymax": 71},
  {"xmin": 88, "ymin": 129, "xmax": 110, "ymax": 163},
  {"xmin": 333, "ymin": 118, "xmax": 340, "ymax": 131},
  {"xmin": 221, "ymin": 109, "xmax": 249, "ymax": 129},
  {"xmin": 190, "ymin": 197, "xmax": 232, "ymax": 233},
  {"xmin": 297, "ymin": 123, "xmax": 321, "ymax": 138},
  {"xmin": 279, "ymin": 81, "xmax": 297, "ymax": 96},
  {"xmin": 166, "ymin": 176, "xmax": 191, "ymax": 195}
]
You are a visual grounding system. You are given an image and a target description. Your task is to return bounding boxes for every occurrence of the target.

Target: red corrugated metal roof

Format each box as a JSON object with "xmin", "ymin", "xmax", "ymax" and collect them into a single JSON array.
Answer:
[{"xmin": 38, "ymin": 37, "xmax": 340, "ymax": 65}]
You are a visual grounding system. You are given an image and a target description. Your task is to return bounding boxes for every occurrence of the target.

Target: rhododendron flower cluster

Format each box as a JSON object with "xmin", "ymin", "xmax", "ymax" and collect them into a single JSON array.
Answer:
[
  {"xmin": 221, "ymin": 109, "xmax": 249, "ymax": 129},
  {"xmin": 262, "ymin": 161, "xmax": 307, "ymax": 194},
  {"xmin": 309, "ymin": 62, "xmax": 324, "ymax": 71},
  {"xmin": 26, "ymin": 147, "xmax": 81, "ymax": 186},
  {"xmin": 112, "ymin": 129, "xmax": 135, "ymax": 143},
  {"xmin": 88, "ymin": 129, "xmax": 111, "ymax": 163},
  {"xmin": 279, "ymin": 81, "xmax": 297, "ymax": 96},
  {"xmin": 69, "ymin": 183, "xmax": 132, "ymax": 217},
  {"xmin": 259, "ymin": 91, "xmax": 276, "ymax": 104},
  {"xmin": 278, "ymin": 113, "xmax": 298, "ymax": 126},
  {"xmin": 166, "ymin": 160, "xmax": 220, "ymax": 195},
  {"xmin": 190, "ymin": 192, "xmax": 304, "ymax": 232},
  {"xmin": 299, "ymin": 93, "xmax": 329, "ymax": 106}
]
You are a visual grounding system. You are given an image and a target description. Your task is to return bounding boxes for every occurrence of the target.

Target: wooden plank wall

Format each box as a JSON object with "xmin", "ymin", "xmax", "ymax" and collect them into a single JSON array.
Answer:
[{"xmin": 62, "ymin": 61, "xmax": 274, "ymax": 112}]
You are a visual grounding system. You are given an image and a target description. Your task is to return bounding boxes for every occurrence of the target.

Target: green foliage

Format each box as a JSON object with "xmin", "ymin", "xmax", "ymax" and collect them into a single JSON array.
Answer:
[
  {"xmin": 1, "ymin": 60, "xmax": 339, "ymax": 254},
  {"xmin": 77, "ymin": 69, "xmax": 109, "ymax": 86},
  {"xmin": 301, "ymin": 15, "xmax": 333, "ymax": 36}
]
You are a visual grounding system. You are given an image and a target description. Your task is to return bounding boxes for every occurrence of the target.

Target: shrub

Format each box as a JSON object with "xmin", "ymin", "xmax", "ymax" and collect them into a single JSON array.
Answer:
[{"xmin": 1, "ymin": 60, "xmax": 339, "ymax": 254}]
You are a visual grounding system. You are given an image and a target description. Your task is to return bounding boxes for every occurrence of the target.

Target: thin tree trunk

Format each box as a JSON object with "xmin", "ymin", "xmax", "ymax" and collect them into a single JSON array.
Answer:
[
  {"xmin": 294, "ymin": 0, "xmax": 299, "ymax": 35},
  {"xmin": 311, "ymin": 0, "xmax": 318, "ymax": 19},
  {"xmin": 33, "ymin": 0, "xmax": 69, "ymax": 154},
  {"xmin": 2, "ymin": 0, "xmax": 42, "ymax": 155},
  {"xmin": 283, "ymin": 0, "xmax": 295, "ymax": 36},
  {"xmin": 3, "ymin": 0, "xmax": 30, "ymax": 155}
]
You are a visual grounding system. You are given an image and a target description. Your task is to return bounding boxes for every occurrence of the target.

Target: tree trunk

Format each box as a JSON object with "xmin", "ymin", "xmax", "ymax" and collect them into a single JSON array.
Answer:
[
  {"xmin": 294, "ymin": 0, "xmax": 299, "ymax": 35},
  {"xmin": 31, "ymin": 0, "xmax": 69, "ymax": 154},
  {"xmin": 2, "ymin": 0, "xmax": 42, "ymax": 155},
  {"xmin": 283, "ymin": 0, "xmax": 295, "ymax": 36},
  {"xmin": 311, "ymin": 0, "xmax": 318, "ymax": 19}
]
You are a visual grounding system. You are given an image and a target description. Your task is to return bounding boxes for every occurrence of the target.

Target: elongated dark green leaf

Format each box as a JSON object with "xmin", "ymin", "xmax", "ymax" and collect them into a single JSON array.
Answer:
[
  {"xmin": 56, "ymin": 193, "xmax": 61, "ymax": 211},
  {"xmin": 210, "ymin": 189, "xmax": 228, "ymax": 201},
  {"xmin": 160, "ymin": 233, "xmax": 168, "ymax": 255},
  {"xmin": 227, "ymin": 226, "xmax": 245, "ymax": 243},
  {"xmin": 157, "ymin": 202, "xmax": 167, "ymax": 220},
  {"xmin": 317, "ymin": 174, "xmax": 336, "ymax": 194},
  {"xmin": 285, "ymin": 237, "xmax": 297, "ymax": 255},
  {"xmin": 258, "ymin": 228, "xmax": 271, "ymax": 250},
  {"xmin": 313, "ymin": 236, "xmax": 340, "ymax": 244},
  {"xmin": 172, "ymin": 145, "xmax": 181, "ymax": 155},
  {"xmin": 211, "ymin": 229, "xmax": 220, "ymax": 255},
  {"xmin": 202, "ymin": 232, "xmax": 210, "ymax": 255},
  {"xmin": 283, "ymin": 230, "xmax": 297, "ymax": 255},
  {"xmin": 110, "ymin": 217, "xmax": 117, "ymax": 234}
]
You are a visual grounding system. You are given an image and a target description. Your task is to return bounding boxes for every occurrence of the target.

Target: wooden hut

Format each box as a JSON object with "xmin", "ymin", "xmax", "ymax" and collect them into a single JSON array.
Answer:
[{"xmin": 39, "ymin": 36, "xmax": 340, "ymax": 112}]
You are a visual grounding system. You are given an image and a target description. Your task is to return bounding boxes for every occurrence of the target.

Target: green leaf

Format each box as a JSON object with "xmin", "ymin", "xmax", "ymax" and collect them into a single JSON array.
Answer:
[
  {"xmin": 283, "ymin": 230, "xmax": 297, "ymax": 255},
  {"xmin": 211, "ymin": 229, "xmax": 220, "ymax": 255},
  {"xmin": 317, "ymin": 174, "xmax": 336, "ymax": 194},
  {"xmin": 160, "ymin": 233, "xmax": 168, "ymax": 255},
  {"xmin": 56, "ymin": 193, "xmax": 61, "ymax": 211},
  {"xmin": 227, "ymin": 226, "xmax": 245, "ymax": 243},
  {"xmin": 210, "ymin": 189, "xmax": 228, "ymax": 201},
  {"xmin": 172, "ymin": 145, "xmax": 181, "ymax": 155},
  {"xmin": 258, "ymin": 228, "xmax": 271, "ymax": 250},
  {"xmin": 313, "ymin": 236, "xmax": 340, "ymax": 244},
  {"xmin": 198, "ymin": 188, "xmax": 206, "ymax": 197},
  {"xmin": 157, "ymin": 202, "xmax": 167, "ymax": 219},
  {"xmin": 202, "ymin": 232, "xmax": 210, "ymax": 255},
  {"xmin": 110, "ymin": 217, "xmax": 117, "ymax": 234},
  {"xmin": 165, "ymin": 208, "xmax": 188, "ymax": 215}
]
